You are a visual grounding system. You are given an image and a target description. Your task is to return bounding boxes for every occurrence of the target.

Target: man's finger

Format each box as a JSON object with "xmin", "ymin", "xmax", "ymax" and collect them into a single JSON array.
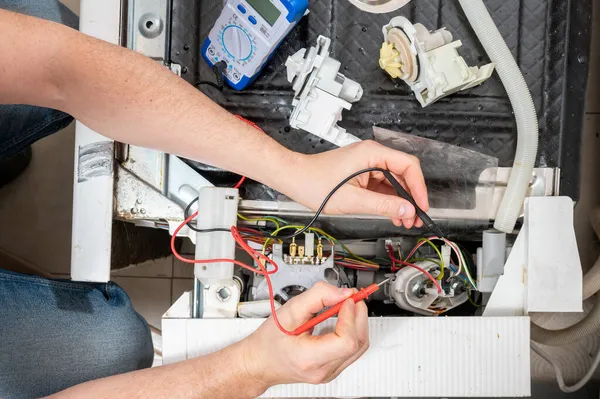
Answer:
[
  {"xmin": 323, "ymin": 301, "xmax": 370, "ymax": 383},
  {"xmin": 277, "ymin": 282, "xmax": 354, "ymax": 329},
  {"xmin": 371, "ymin": 177, "xmax": 425, "ymax": 228},
  {"xmin": 354, "ymin": 300, "xmax": 369, "ymax": 349},
  {"xmin": 341, "ymin": 186, "xmax": 417, "ymax": 220},
  {"xmin": 335, "ymin": 299, "xmax": 357, "ymax": 341},
  {"xmin": 376, "ymin": 145, "xmax": 429, "ymax": 212},
  {"xmin": 299, "ymin": 299, "xmax": 361, "ymax": 364}
]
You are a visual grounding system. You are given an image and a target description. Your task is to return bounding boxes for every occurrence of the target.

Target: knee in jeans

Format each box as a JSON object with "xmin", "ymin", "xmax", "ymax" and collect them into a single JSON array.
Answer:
[{"xmin": 98, "ymin": 284, "xmax": 155, "ymax": 371}]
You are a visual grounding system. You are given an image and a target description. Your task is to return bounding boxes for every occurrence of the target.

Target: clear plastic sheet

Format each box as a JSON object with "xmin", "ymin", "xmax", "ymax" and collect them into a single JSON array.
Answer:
[{"xmin": 374, "ymin": 127, "xmax": 499, "ymax": 228}]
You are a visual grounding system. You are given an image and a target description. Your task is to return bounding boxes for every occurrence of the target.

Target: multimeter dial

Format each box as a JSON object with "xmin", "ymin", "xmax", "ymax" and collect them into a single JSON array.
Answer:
[{"xmin": 222, "ymin": 25, "xmax": 253, "ymax": 62}]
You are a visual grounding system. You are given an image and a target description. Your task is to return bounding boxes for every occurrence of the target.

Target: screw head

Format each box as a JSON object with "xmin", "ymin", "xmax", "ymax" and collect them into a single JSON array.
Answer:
[
  {"xmin": 130, "ymin": 208, "xmax": 137, "ymax": 214},
  {"xmin": 140, "ymin": 208, "xmax": 146, "ymax": 215},
  {"xmin": 217, "ymin": 287, "xmax": 231, "ymax": 301},
  {"xmin": 136, "ymin": 198, "xmax": 143, "ymax": 204}
]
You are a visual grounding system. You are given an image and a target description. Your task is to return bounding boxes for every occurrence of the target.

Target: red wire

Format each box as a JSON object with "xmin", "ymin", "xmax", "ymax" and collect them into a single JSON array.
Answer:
[
  {"xmin": 387, "ymin": 246, "xmax": 442, "ymax": 293},
  {"xmin": 171, "ymin": 211, "xmax": 295, "ymax": 336},
  {"xmin": 234, "ymin": 176, "xmax": 246, "ymax": 188},
  {"xmin": 170, "ymin": 116, "xmax": 301, "ymax": 333}
]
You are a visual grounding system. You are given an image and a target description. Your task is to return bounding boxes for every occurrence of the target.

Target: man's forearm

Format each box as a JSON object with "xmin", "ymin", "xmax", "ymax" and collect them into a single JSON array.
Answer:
[
  {"xmin": 48, "ymin": 342, "xmax": 268, "ymax": 399},
  {"xmin": 0, "ymin": 10, "xmax": 298, "ymax": 190}
]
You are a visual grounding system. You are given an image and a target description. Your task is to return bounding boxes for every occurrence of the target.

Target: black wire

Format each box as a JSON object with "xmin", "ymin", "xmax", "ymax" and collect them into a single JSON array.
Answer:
[
  {"xmin": 193, "ymin": 61, "xmax": 228, "ymax": 91},
  {"xmin": 184, "ymin": 197, "xmax": 230, "ymax": 233},
  {"xmin": 194, "ymin": 81, "xmax": 222, "ymax": 91},
  {"xmin": 184, "ymin": 167, "xmax": 445, "ymax": 239}
]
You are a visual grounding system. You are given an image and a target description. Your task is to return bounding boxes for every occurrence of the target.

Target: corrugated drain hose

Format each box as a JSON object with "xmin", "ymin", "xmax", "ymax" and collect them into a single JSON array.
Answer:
[
  {"xmin": 531, "ymin": 255, "xmax": 600, "ymax": 346},
  {"xmin": 458, "ymin": 0, "xmax": 539, "ymax": 234}
]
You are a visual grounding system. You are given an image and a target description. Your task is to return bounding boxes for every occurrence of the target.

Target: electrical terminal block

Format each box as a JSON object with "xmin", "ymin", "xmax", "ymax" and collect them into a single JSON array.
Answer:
[
  {"xmin": 283, "ymin": 254, "xmax": 328, "ymax": 266},
  {"xmin": 317, "ymin": 239, "xmax": 324, "ymax": 260},
  {"xmin": 289, "ymin": 238, "xmax": 298, "ymax": 258}
]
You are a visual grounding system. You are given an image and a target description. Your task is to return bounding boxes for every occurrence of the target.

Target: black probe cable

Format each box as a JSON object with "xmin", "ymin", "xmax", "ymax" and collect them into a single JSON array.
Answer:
[
  {"xmin": 185, "ymin": 167, "xmax": 445, "ymax": 239},
  {"xmin": 194, "ymin": 61, "xmax": 228, "ymax": 91}
]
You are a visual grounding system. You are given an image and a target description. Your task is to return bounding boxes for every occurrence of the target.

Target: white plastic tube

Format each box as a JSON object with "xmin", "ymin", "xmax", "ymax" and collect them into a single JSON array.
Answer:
[{"xmin": 459, "ymin": 0, "xmax": 539, "ymax": 233}]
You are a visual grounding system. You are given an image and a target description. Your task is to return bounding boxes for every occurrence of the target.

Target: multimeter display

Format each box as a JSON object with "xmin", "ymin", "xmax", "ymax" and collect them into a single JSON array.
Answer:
[{"xmin": 246, "ymin": 0, "xmax": 281, "ymax": 26}]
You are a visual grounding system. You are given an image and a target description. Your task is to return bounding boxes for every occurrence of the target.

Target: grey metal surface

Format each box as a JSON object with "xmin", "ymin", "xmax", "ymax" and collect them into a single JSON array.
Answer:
[
  {"xmin": 127, "ymin": 0, "xmax": 170, "ymax": 62},
  {"xmin": 170, "ymin": 0, "xmax": 591, "ymax": 200}
]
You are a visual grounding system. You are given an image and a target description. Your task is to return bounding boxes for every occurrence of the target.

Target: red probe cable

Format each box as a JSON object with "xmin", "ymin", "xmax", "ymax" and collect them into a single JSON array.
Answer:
[
  {"xmin": 171, "ymin": 210, "xmax": 300, "ymax": 335},
  {"xmin": 292, "ymin": 282, "xmax": 386, "ymax": 335},
  {"xmin": 387, "ymin": 246, "xmax": 442, "ymax": 293},
  {"xmin": 173, "ymin": 115, "xmax": 385, "ymax": 335},
  {"xmin": 172, "ymin": 208, "xmax": 383, "ymax": 335}
]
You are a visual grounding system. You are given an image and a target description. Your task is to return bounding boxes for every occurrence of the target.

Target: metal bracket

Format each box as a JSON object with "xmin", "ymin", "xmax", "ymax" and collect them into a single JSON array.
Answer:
[{"xmin": 128, "ymin": 0, "xmax": 171, "ymax": 63}]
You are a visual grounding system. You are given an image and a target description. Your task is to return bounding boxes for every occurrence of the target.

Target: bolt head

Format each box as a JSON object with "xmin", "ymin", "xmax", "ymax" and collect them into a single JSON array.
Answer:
[{"xmin": 217, "ymin": 287, "xmax": 232, "ymax": 301}]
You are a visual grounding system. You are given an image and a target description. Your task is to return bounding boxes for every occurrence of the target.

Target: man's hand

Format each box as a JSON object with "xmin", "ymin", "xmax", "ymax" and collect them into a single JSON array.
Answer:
[
  {"xmin": 241, "ymin": 282, "xmax": 369, "ymax": 388},
  {"xmin": 285, "ymin": 140, "xmax": 429, "ymax": 229}
]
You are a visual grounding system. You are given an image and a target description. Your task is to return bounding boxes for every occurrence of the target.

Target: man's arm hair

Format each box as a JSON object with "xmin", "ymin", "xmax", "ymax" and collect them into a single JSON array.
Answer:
[{"xmin": 0, "ymin": 9, "xmax": 298, "ymax": 189}]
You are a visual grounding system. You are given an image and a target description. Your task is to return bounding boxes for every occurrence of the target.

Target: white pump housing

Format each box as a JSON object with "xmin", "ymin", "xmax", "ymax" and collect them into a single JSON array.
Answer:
[
  {"xmin": 285, "ymin": 35, "xmax": 363, "ymax": 147},
  {"xmin": 380, "ymin": 16, "xmax": 495, "ymax": 107}
]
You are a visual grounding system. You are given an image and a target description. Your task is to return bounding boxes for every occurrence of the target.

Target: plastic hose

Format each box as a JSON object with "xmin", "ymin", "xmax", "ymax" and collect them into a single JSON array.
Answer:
[
  {"xmin": 530, "ymin": 255, "xmax": 600, "ymax": 346},
  {"xmin": 458, "ymin": 0, "xmax": 539, "ymax": 234},
  {"xmin": 531, "ymin": 295, "xmax": 600, "ymax": 346},
  {"xmin": 583, "ymin": 255, "xmax": 600, "ymax": 301},
  {"xmin": 532, "ymin": 342, "xmax": 600, "ymax": 393}
]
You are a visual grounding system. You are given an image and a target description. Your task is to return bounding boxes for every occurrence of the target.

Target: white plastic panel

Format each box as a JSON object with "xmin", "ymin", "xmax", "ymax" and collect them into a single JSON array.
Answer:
[
  {"xmin": 525, "ymin": 197, "xmax": 583, "ymax": 313},
  {"xmin": 484, "ymin": 231, "xmax": 526, "ymax": 317},
  {"xmin": 164, "ymin": 296, "xmax": 531, "ymax": 398},
  {"xmin": 71, "ymin": 0, "xmax": 122, "ymax": 282}
]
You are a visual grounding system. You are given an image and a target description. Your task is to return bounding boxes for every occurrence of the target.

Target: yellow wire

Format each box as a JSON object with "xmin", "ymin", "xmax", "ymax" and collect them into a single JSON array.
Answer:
[
  {"xmin": 415, "ymin": 238, "xmax": 445, "ymax": 280},
  {"xmin": 261, "ymin": 225, "xmax": 334, "ymax": 255},
  {"xmin": 237, "ymin": 213, "xmax": 281, "ymax": 230},
  {"xmin": 256, "ymin": 224, "xmax": 378, "ymax": 266}
]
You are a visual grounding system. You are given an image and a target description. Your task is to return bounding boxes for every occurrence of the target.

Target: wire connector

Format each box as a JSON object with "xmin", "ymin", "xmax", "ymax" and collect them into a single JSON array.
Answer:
[{"xmin": 213, "ymin": 61, "xmax": 228, "ymax": 90}]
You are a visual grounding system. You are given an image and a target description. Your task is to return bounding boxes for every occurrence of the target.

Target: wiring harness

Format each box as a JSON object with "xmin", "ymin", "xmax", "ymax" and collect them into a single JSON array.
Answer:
[{"xmin": 169, "ymin": 117, "xmax": 475, "ymax": 335}]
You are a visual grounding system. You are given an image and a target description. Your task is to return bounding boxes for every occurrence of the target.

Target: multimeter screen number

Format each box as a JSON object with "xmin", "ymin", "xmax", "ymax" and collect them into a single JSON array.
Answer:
[{"xmin": 246, "ymin": 0, "xmax": 281, "ymax": 26}]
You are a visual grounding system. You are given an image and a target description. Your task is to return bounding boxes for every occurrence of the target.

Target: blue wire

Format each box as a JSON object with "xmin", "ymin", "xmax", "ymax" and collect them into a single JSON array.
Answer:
[{"xmin": 449, "ymin": 265, "xmax": 469, "ymax": 283}]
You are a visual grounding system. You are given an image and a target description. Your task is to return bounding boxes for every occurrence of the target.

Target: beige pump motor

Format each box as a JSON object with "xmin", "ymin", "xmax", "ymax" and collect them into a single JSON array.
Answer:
[{"xmin": 379, "ymin": 16, "xmax": 495, "ymax": 107}]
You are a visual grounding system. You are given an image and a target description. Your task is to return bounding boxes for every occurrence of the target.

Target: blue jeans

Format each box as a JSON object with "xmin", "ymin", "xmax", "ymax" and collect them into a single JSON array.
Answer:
[
  {"xmin": 0, "ymin": 0, "xmax": 78, "ymax": 162},
  {"xmin": 0, "ymin": 2, "xmax": 155, "ymax": 398},
  {"xmin": 0, "ymin": 270, "xmax": 154, "ymax": 399}
]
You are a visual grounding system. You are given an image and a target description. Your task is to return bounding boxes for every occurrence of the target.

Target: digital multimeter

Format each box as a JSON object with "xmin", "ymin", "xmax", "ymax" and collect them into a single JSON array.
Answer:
[{"xmin": 202, "ymin": 0, "xmax": 309, "ymax": 90}]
